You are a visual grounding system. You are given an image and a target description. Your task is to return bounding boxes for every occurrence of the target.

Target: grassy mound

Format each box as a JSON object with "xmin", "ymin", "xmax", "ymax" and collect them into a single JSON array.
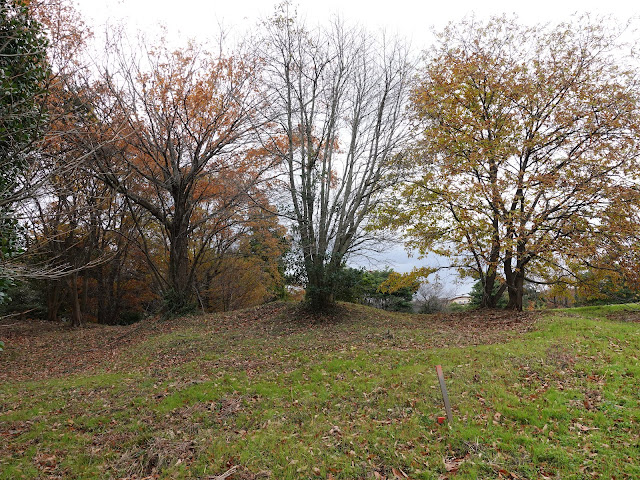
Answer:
[{"xmin": 1, "ymin": 302, "xmax": 639, "ymax": 479}]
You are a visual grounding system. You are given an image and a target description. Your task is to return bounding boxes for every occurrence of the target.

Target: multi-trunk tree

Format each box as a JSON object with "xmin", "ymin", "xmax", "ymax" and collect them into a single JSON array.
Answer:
[
  {"xmin": 260, "ymin": 9, "xmax": 413, "ymax": 310},
  {"xmin": 93, "ymin": 40, "xmax": 275, "ymax": 313},
  {"xmin": 381, "ymin": 16, "xmax": 640, "ymax": 310}
]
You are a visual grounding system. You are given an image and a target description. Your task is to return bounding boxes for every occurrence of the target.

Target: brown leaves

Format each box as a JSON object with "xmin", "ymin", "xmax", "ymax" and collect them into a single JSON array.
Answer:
[
  {"xmin": 391, "ymin": 467, "xmax": 409, "ymax": 478},
  {"xmin": 370, "ymin": 467, "xmax": 410, "ymax": 480},
  {"xmin": 574, "ymin": 422, "xmax": 599, "ymax": 432},
  {"xmin": 0, "ymin": 303, "xmax": 538, "ymax": 383},
  {"xmin": 497, "ymin": 468, "xmax": 520, "ymax": 479},
  {"xmin": 443, "ymin": 455, "xmax": 467, "ymax": 473},
  {"xmin": 33, "ymin": 453, "xmax": 58, "ymax": 474}
]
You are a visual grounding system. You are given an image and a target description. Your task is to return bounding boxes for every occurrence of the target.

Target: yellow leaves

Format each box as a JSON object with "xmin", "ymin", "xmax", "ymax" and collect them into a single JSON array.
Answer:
[
  {"xmin": 379, "ymin": 267, "xmax": 434, "ymax": 294},
  {"xmin": 392, "ymin": 15, "xmax": 640, "ymax": 296}
]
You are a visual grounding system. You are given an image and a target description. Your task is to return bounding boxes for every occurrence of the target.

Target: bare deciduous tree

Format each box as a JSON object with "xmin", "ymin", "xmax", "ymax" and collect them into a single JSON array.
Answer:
[{"xmin": 260, "ymin": 8, "xmax": 413, "ymax": 310}]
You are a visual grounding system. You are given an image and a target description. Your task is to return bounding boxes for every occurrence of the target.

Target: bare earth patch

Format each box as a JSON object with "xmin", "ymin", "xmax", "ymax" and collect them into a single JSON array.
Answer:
[{"xmin": 606, "ymin": 310, "xmax": 640, "ymax": 323}]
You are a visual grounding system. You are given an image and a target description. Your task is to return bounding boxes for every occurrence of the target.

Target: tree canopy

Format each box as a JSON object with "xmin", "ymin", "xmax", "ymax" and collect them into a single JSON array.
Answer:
[
  {"xmin": 377, "ymin": 16, "xmax": 640, "ymax": 310},
  {"xmin": 4, "ymin": 5, "xmax": 640, "ymax": 322},
  {"xmin": 259, "ymin": 8, "xmax": 413, "ymax": 310}
]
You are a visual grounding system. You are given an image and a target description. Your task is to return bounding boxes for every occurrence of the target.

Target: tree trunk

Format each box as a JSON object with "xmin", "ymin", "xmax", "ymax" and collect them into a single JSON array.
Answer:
[
  {"xmin": 304, "ymin": 259, "xmax": 336, "ymax": 311},
  {"xmin": 167, "ymin": 217, "xmax": 192, "ymax": 312},
  {"xmin": 67, "ymin": 273, "xmax": 83, "ymax": 327},
  {"xmin": 504, "ymin": 232, "xmax": 526, "ymax": 311},
  {"xmin": 46, "ymin": 282, "xmax": 63, "ymax": 322},
  {"xmin": 81, "ymin": 274, "xmax": 89, "ymax": 319},
  {"xmin": 96, "ymin": 266, "xmax": 108, "ymax": 324},
  {"xmin": 96, "ymin": 264, "xmax": 117, "ymax": 324},
  {"xmin": 481, "ymin": 219, "xmax": 502, "ymax": 308},
  {"xmin": 305, "ymin": 284, "xmax": 335, "ymax": 312},
  {"xmin": 506, "ymin": 271, "xmax": 525, "ymax": 311},
  {"xmin": 482, "ymin": 271, "xmax": 498, "ymax": 308}
]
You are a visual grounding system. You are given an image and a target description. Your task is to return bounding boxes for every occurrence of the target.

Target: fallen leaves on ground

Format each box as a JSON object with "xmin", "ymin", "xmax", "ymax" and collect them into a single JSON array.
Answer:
[{"xmin": 0, "ymin": 302, "xmax": 538, "ymax": 383}]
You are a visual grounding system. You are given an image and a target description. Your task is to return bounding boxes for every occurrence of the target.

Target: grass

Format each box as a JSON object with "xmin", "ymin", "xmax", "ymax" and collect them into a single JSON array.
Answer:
[{"xmin": 1, "ymin": 302, "xmax": 639, "ymax": 479}]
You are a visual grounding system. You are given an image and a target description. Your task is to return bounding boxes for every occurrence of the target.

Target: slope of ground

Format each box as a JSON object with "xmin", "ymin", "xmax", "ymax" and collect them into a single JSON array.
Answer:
[{"xmin": 1, "ymin": 302, "xmax": 639, "ymax": 479}]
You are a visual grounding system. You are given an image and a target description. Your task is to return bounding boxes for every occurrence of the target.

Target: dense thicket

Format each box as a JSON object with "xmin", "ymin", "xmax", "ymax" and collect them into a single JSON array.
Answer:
[{"xmin": 0, "ymin": 0, "xmax": 48, "ymax": 302}]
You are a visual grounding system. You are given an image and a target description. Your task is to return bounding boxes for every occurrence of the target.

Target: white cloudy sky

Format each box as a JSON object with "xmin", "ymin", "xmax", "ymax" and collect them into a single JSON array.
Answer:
[
  {"xmin": 71, "ymin": 0, "xmax": 637, "ymax": 293},
  {"xmin": 74, "ymin": 0, "xmax": 637, "ymax": 47}
]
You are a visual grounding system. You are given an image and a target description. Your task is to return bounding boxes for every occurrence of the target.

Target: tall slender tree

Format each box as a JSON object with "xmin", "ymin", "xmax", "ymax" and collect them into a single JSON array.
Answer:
[{"xmin": 260, "ymin": 7, "xmax": 413, "ymax": 310}]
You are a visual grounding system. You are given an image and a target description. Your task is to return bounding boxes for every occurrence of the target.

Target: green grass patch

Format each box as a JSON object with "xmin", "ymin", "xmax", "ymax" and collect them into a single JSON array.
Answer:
[{"xmin": 2, "ymin": 303, "xmax": 639, "ymax": 479}]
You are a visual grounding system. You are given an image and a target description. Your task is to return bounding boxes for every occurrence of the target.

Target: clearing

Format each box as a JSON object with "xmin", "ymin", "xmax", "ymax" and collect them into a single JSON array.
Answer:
[{"xmin": 1, "ymin": 302, "xmax": 639, "ymax": 479}]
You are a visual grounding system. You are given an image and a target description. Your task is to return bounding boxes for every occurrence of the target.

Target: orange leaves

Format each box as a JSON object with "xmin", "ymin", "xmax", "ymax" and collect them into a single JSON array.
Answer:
[
  {"xmin": 91, "ymin": 35, "xmax": 278, "ymax": 309},
  {"xmin": 134, "ymin": 47, "xmax": 257, "ymax": 144}
]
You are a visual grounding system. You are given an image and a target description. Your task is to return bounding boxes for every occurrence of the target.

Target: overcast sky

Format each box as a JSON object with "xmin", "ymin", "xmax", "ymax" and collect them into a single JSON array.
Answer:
[
  {"xmin": 71, "ymin": 0, "xmax": 638, "ymax": 293},
  {"xmin": 74, "ymin": 0, "xmax": 638, "ymax": 48}
]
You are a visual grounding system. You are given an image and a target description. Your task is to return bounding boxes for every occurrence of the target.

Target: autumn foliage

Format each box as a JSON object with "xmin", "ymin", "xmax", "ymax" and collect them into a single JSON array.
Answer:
[
  {"xmin": 377, "ymin": 16, "xmax": 640, "ymax": 310},
  {"xmin": 3, "ymin": 4, "xmax": 640, "ymax": 322}
]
